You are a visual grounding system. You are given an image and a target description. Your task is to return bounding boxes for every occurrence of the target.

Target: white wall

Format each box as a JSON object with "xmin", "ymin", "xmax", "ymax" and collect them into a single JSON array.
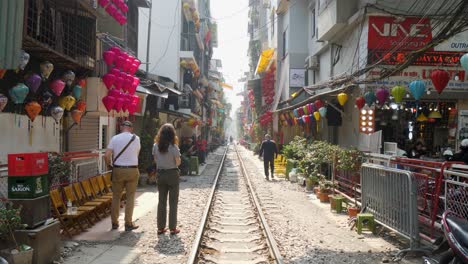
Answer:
[
  {"xmin": 0, "ymin": 114, "xmax": 60, "ymax": 164},
  {"xmin": 138, "ymin": 0, "xmax": 182, "ymax": 83}
]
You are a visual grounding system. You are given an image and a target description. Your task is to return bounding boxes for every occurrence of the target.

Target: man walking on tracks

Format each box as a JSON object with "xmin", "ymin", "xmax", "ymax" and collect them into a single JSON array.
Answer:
[
  {"xmin": 259, "ymin": 134, "xmax": 278, "ymax": 180},
  {"xmin": 105, "ymin": 121, "xmax": 141, "ymax": 231}
]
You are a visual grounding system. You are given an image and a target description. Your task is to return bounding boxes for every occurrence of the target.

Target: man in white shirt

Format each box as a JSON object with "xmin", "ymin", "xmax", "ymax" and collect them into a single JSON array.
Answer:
[{"xmin": 105, "ymin": 121, "xmax": 141, "ymax": 231}]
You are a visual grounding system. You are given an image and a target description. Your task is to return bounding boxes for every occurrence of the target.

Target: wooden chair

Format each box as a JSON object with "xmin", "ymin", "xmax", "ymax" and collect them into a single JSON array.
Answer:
[
  {"xmin": 49, "ymin": 188, "xmax": 88, "ymax": 237},
  {"xmin": 97, "ymin": 175, "xmax": 112, "ymax": 196},
  {"xmin": 90, "ymin": 177, "xmax": 113, "ymax": 198},
  {"xmin": 81, "ymin": 179, "xmax": 112, "ymax": 206},
  {"xmin": 103, "ymin": 172, "xmax": 126, "ymax": 199},
  {"xmin": 63, "ymin": 185, "xmax": 100, "ymax": 223}
]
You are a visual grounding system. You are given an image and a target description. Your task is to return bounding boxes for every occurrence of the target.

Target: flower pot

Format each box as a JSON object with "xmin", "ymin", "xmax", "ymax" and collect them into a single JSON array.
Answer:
[
  {"xmin": 316, "ymin": 190, "xmax": 320, "ymax": 198},
  {"xmin": 329, "ymin": 195, "xmax": 336, "ymax": 209},
  {"xmin": 319, "ymin": 192, "xmax": 330, "ymax": 203},
  {"xmin": 0, "ymin": 248, "xmax": 34, "ymax": 264},
  {"xmin": 305, "ymin": 178, "xmax": 315, "ymax": 191},
  {"xmin": 348, "ymin": 207, "xmax": 360, "ymax": 218}
]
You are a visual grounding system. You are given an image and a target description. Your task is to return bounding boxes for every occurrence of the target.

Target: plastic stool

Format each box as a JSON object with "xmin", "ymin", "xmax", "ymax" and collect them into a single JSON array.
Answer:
[
  {"xmin": 334, "ymin": 196, "xmax": 345, "ymax": 213},
  {"xmin": 356, "ymin": 213, "xmax": 375, "ymax": 234},
  {"xmin": 189, "ymin": 156, "xmax": 199, "ymax": 175}
]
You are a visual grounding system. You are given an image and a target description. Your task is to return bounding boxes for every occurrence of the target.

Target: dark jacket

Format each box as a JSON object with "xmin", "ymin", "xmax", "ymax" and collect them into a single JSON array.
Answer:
[
  {"xmin": 451, "ymin": 149, "xmax": 468, "ymax": 164},
  {"xmin": 259, "ymin": 140, "xmax": 278, "ymax": 160}
]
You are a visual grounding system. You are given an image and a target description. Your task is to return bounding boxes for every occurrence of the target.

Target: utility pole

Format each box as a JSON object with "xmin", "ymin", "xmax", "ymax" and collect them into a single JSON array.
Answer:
[{"xmin": 145, "ymin": 0, "xmax": 153, "ymax": 76}]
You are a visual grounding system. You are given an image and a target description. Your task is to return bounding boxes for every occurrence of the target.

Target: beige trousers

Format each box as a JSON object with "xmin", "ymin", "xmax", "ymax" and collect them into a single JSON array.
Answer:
[{"xmin": 111, "ymin": 167, "xmax": 139, "ymax": 225}]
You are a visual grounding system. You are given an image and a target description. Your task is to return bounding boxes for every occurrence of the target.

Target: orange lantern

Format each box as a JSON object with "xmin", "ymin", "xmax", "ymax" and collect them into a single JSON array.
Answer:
[
  {"xmin": 25, "ymin": 101, "xmax": 42, "ymax": 122},
  {"xmin": 71, "ymin": 109, "xmax": 83, "ymax": 124},
  {"xmin": 76, "ymin": 100, "xmax": 86, "ymax": 112}
]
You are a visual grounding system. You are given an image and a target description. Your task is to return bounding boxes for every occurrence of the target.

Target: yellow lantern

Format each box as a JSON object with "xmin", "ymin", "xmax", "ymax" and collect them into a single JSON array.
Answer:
[
  {"xmin": 183, "ymin": 3, "xmax": 190, "ymax": 9},
  {"xmin": 180, "ymin": 60, "xmax": 188, "ymax": 68},
  {"xmin": 337, "ymin": 92, "xmax": 348, "ymax": 106},
  {"xmin": 313, "ymin": 111, "xmax": 321, "ymax": 121}
]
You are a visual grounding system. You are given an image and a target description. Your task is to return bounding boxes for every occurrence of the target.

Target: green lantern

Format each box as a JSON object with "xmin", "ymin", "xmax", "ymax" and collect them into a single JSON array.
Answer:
[{"xmin": 391, "ymin": 85, "xmax": 406, "ymax": 103}]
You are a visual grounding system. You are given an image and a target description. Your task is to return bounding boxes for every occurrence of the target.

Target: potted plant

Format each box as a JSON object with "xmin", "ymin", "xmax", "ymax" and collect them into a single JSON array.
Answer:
[
  {"xmin": 306, "ymin": 174, "xmax": 319, "ymax": 192},
  {"xmin": 318, "ymin": 180, "xmax": 334, "ymax": 203},
  {"xmin": 337, "ymin": 148, "xmax": 364, "ymax": 217},
  {"xmin": 0, "ymin": 202, "xmax": 33, "ymax": 264}
]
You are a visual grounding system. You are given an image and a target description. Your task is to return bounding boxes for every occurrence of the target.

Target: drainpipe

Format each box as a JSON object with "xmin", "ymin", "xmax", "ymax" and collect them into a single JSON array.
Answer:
[{"xmin": 145, "ymin": 0, "xmax": 153, "ymax": 76}]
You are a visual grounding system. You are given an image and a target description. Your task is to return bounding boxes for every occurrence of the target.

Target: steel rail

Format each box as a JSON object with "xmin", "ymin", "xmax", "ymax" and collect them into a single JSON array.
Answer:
[
  {"xmin": 187, "ymin": 146, "xmax": 229, "ymax": 264},
  {"xmin": 234, "ymin": 145, "xmax": 284, "ymax": 264}
]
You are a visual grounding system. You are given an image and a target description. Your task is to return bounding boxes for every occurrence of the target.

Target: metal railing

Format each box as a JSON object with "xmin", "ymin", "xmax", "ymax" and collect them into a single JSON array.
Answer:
[
  {"xmin": 443, "ymin": 164, "xmax": 468, "ymax": 221},
  {"xmin": 361, "ymin": 163, "xmax": 420, "ymax": 249}
]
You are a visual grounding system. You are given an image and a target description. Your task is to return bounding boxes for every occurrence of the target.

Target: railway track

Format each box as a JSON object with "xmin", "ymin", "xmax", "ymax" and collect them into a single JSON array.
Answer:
[{"xmin": 187, "ymin": 145, "xmax": 283, "ymax": 264}]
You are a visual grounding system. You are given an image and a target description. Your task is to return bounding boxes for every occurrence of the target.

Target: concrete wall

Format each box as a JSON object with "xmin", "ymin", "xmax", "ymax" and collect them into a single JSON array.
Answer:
[
  {"xmin": 138, "ymin": 0, "xmax": 182, "ymax": 83},
  {"xmin": 0, "ymin": 114, "xmax": 60, "ymax": 164}
]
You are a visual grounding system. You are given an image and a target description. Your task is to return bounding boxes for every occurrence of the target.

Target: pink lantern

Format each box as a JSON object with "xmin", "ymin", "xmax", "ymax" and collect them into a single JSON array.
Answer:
[
  {"xmin": 128, "ymin": 102, "xmax": 137, "ymax": 114},
  {"xmin": 114, "ymin": 76, "xmax": 124, "ymax": 90},
  {"xmin": 50, "ymin": 79, "xmax": 66, "ymax": 96},
  {"xmin": 102, "ymin": 73, "xmax": 116, "ymax": 90},
  {"xmin": 105, "ymin": 4, "xmax": 118, "ymax": 16},
  {"xmin": 109, "ymin": 47, "xmax": 121, "ymax": 57},
  {"xmin": 112, "ymin": 0, "xmax": 123, "ymax": 4},
  {"xmin": 118, "ymin": 2, "xmax": 129, "ymax": 13},
  {"xmin": 122, "ymin": 59, "xmax": 132, "ymax": 73},
  {"xmin": 115, "ymin": 55, "xmax": 126, "ymax": 69},
  {"xmin": 123, "ymin": 76, "xmax": 133, "ymax": 93},
  {"xmin": 114, "ymin": 97, "xmax": 124, "ymax": 112},
  {"xmin": 127, "ymin": 55, "xmax": 135, "ymax": 63},
  {"xmin": 128, "ymin": 77, "xmax": 139, "ymax": 94},
  {"xmin": 108, "ymin": 89, "xmax": 122, "ymax": 98},
  {"xmin": 102, "ymin": 95, "xmax": 116, "ymax": 112},
  {"xmin": 129, "ymin": 63, "xmax": 139, "ymax": 75},
  {"xmin": 375, "ymin": 88, "xmax": 390, "ymax": 106},
  {"xmin": 122, "ymin": 98, "xmax": 129, "ymax": 112},
  {"xmin": 98, "ymin": 0, "xmax": 110, "ymax": 7},
  {"xmin": 103, "ymin": 50, "xmax": 116, "ymax": 66},
  {"xmin": 133, "ymin": 59, "xmax": 141, "ymax": 68},
  {"xmin": 110, "ymin": 68, "xmax": 120, "ymax": 76},
  {"xmin": 131, "ymin": 94, "xmax": 139, "ymax": 105}
]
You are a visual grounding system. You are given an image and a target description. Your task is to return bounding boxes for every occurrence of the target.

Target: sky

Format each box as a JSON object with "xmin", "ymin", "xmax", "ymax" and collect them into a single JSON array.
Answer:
[{"xmin": 210, "ymin": 0, "xmax": 250, "ymax": 117}]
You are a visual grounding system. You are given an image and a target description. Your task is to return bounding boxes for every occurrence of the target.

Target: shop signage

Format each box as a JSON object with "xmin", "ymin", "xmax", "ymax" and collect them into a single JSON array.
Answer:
[
  {"xmin": 366, "ymin": 66, "xmax": 468, "ymax": 91},
  {"xmin": 368, "ymin": 50, "xmax": 465, "ymax": 66},
  {"xmin": 368, "ymin": 16, "xmax": 468, "ymax": 52}
]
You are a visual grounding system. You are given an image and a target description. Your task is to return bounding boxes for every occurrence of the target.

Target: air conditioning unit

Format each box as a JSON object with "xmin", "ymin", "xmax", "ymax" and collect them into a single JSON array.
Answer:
[{"xmin": 305, "ymin": 55, "xmax": 319, "ymax": 70}]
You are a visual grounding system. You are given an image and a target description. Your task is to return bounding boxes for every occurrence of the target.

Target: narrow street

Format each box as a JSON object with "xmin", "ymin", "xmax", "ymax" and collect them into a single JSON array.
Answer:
[{"xmin": 61, "ymin": 146, "xmax": 419, "ymax": 264}]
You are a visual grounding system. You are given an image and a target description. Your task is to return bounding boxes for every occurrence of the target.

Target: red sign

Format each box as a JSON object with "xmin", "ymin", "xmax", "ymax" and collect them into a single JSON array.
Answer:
[
  {"xmin": 368, "ymin": 50, "xmax": 465, "ymax": 66},
  {"xmin": 368, "ymin": 16, "xmax": 433, "ymax": 51}
]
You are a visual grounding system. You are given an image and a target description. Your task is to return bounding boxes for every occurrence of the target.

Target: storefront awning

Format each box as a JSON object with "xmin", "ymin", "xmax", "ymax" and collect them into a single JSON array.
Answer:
[
  {"xmin": 255, "ymin": 48, "xmax": 275, "ymax": 75},
  {"xmin": 153, "ymin": 82, "xmax": 182, "ymax": 95},
  {"xmin": 136, "ymin": 85, "xmax": 169, "ymax": 98}
]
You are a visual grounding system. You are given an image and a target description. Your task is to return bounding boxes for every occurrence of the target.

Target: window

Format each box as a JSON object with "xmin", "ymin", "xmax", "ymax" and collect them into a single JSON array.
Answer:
[
  {"xmin": 311, "ymin": 9, "xmax": 316, "ymax": 38},
  {"xmin": 282, "ymin": 29, "xmax": 288, "ymax": 58}
]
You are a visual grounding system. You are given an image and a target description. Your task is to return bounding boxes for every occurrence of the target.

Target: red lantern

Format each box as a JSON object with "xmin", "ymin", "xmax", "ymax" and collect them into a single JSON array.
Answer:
[
  {"xmin": 355, "ymin": 96, "xmax": 366, "ymax": 110},
  {"xmin": 76, "ymin": 100, "xmax": 86, "ymax": 112},
  {"xmin": 314, "ymin": 100, "xmax": 323, "ymax": 109},
  {"xmin": 430, "ymin": 69, "xmax": 450, "ymax": 94},
  {"xmin": 71, "ymin": 109, "xmax": 83, "ymax": 124}
]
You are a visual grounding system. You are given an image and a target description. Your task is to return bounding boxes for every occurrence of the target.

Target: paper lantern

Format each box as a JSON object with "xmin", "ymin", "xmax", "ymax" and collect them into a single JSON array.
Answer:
[
  {"xmin": 102, "ymin": 95, "xmax": 116, "ymax": 112},
  {"xmin": 364, "ymin": 91, "xmax": 376, "ymax": 106},
  {"xmin": 40, "ymin": 91, "xmax": 53, "ymax": 111},
  {"xmin": 72, "ymin": 85, "xmax": 82, "ymax": 100},
  {"xmin": 337, "ymin": 93, "xmax": 348, "ymax": 106},
  {"xmin": 307, "ymin": 103, "xmax": 314, "ymax": 114},
  {"xmin": 50, "ymin": 79, "xmax": 66, "ymax": 96},
  {"xmin": 78, "ymin": 79, "xmax": 86, "ymax": 87},
  {"xmin": 0, "ymin": 94, "xmax": 7, "ymax": 112},
  {"xmin": 105, "ymin": 4, "xmax": 118, "ymax": 16},
  {"xmin": 391, "ymin": 85, "xmax": 406, "ymax": 103},
  {"xmin": 25, "ymin": 101, "xmax": 42, "ymax": 122},
  {"xmin": 50, "ymin": 106, "xmax": 64, "ymax": 123},
  {"xmin": 98, "ymin": 0, "xmax": 110, "ymax": 7},
  {"xmin": 409, "ymin": 80, "xmax": 426, "ymax": 101},
  {"xmin": 297, "ymin": 107, "xmax": 304, "ymax": 116},
  {"xmin": 430, "ymin": 70, "xmax": 450, "ymax": 94},
  {"xmin": 355, "ymin": 96, "xmax": 365, "ymax": 110},
  {"xmin": 58, "ymin": 95, "xmax": 76, "ymax": 111},
  {"xmin": 128, "ymin": 102, "xmax": 138, "ymax": 114},
  {"xmin": 18, "ymin": 50, "xmax": 30, "ymax": 70},
  {"xmin": 319, "ymin": 107, "xmax": 327, "ymax": 118},
  {"xmin": 62, "ymin": 70, "xmax": 75, "ymax": 86},
  {"xmin": 293, "ymin": 109, "xmax": 299, "ymax": 118},
  {"xmin": 108, "ymin": 89, "xmax": 122, "ymax": 99},
  {"xmin": 460, "ymin": 53, "xmax": 468, "ymax": 73},
  {"xmin": 314, "ymin": 100, "xmax": 323, "ymax": 109},
  {"xmin": 9, "ymin": 83, "xmax": 29, "ymax": 104},
  {"xmin": 375, "ymin": 88, "xmax": 389, "ymax": 106},
  {"xmin": 416, "ymin": 113, "xmax": 428, "ymax": 122},
  {"xmin": 40, "ymin": 61, "xmax": 54, "ymax": 80},
  {"xmin": 115, "ymin": 55, "xmax": 126, "ymax": 69},
  {"xmin": 103, "ymin": 50, "xmax": 116, "ymax": 66},
  {"xmin": 114, "ymin": 97, "xmax": 124, "ymax": 112},
  {"xmin": 313, "ymin": 111, "xmax": 320, "ymax": 121},
  {"xmin": 114, "ymin": 76, "xmax": 124, "ymax": 90},
  {"xmin": 102, "ymin": 73, "xmax": 116, "ymax": 90},
  {"xmin": 25, "ymin": 74, "xmax": 42, "ymax": 93},
  {"xmin": 128, "ymin": 77, "xmax": 139, "ymax": 95},
  {"xmin": 76, "ymin": 100, "xmax": 86, "ymax": 112},
  {"xmin": 302, "ymin": 105, "xmax": 309, "ymax": 115},
  {"xmin": 71, "ymin": 110, "xmax": 83, "ymax": 124},
  {"xmin": 129, "ymin": 63, "xmax": 139, "ymax": 75}
]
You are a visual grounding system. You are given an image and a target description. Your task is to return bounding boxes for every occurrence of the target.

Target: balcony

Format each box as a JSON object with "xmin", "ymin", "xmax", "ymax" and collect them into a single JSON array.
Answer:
[{"xmin": 23, "ymin": 0, "xmax": 97, "ymax": 71}]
